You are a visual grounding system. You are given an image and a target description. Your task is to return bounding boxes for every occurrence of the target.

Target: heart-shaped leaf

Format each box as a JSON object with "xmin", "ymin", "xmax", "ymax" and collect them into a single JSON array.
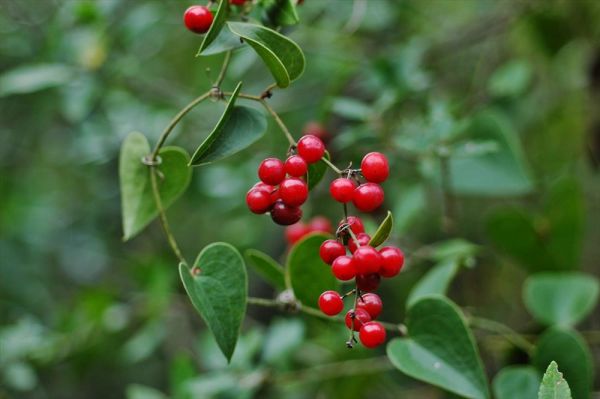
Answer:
[
  {"xmin": 306, "ymin": 152, "xmax": 329, "ymax": 190},
  {"xmin": 533, "ymin": 328, "xmax": 592, "ymax": 399},
  {"xmin": 287, "ymin": 233, "xmax": 339, "ymax": 307},
  {"xmin": 227, "ymin": 22, "xmax": 305, "ymax": 88},
  {"xmin": 406, "ymin": 259, "xmax": 460, "ymax": 308},
  {"xmin": 190, "ymin": 82, "xmax": 267, "ymax": 165},
  {"xmin": 245, "ymin": 249, "xmax": 286, "ymax": 290},
  {"xmin": 196, "ymin": 0, "xmax": 229, "ymax": 56},
  {"xmin": 368, "ymin": 210, "xmax": 393, "ymax": 247},
  {"xmin": 538, "ymin": 361, "xmax": 572, "ymax": 399},
  {"xmin": 524, "ymin": 272, "xmax": 599, "ymax": 327},
  {"xmin": 387, "ymin": 296, "xmax": 489, "ymax": 399},
  {"xmin": 120, "ymin": 132, "xmax": 191, "ymax": 241},
  {"xmin": 492, "ymin": 366, "xmax": 541, "ymax": 399},
  {"xmin": 179, "ymin": 243, "xmax": 247, "ymax": 362}
]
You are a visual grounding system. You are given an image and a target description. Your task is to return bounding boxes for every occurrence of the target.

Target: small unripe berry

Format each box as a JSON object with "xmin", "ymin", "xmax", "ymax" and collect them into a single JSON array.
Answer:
[
  {"xmin": 357, "ymin": 292, "xmax": 383, "ymax": 319},
  {"xmin": 279, "ymin": 177, "xmax": 308, "ymax": 207},
  {"xmin": 359, "ymin": 321, "xmax": 386, "ymax": 348},
  {"xmin": 361, "ymin": 152, "xmax": 389, "ymax": 183},
  {"xmin": 285, "ymin": 222, "xmax": 309, "ymax": 245},
  {"xmin": 318, "ymin": 290, "xmax": 344, "ymax": 316},
  {"xmin": 330, "ymin": 178, "xmax": 356, "ymax": 203},
  {"xmin": 345, "ymin": 308, "xmax": 371, "ymax": 330},
  {"xmin": 353, "ymin": 246, "xmax": 382, "ymax": 274},
  {"xmin": 246, "ymin": 189, "xmax": 272, "ymax": 214},
  {"xmin": 356, "ymin": 273, "xmax": 381, "ymax": 292},
  {"xmin": 258, "ymin": 158, "xmax": 285, "ymax": 185},
  {"xmin": 270, "ymin": 200, "xmax": 302, "ymax": 225},
  {"xmin": 353, "ymin": 183, "xmax": 384, "ymax": 212},
  {"xmin": 348, "ymin": 233, "xmax": 371, "ymax": 254},
  {"xmin": 379, "ymin": 246, "xmax": 404, "ymax": 278},
  {"xmin": 284, "ymin": 155, "xmax": 308, "ymax": 177},
  {"xmin": 319, "ymin": 239, "xmax": 346, "ymax": 264},
  {"xmin": 331, "ymin": 255, "xmax": 356, "ymax": 281},
  {"xmin": 297, "ymin": 135, "xmax": 325, "ymax": 164},
  {"xmin": 183, "ymin": 5, "xmax": 214, "ymax": 34}
]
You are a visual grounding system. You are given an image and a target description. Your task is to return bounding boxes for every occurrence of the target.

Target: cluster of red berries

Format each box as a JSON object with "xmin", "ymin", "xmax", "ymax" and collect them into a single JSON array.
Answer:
[
  {"xmin": 285, "ymin": 216, "xmax": 332, "ymax": 245},
  {"xmin": 183, "ymin": 1, "xmax": 249, "ymax": 34},
  {"xmin": 245, "ymin": 135, "xmax": 326, "ymax": 225}
]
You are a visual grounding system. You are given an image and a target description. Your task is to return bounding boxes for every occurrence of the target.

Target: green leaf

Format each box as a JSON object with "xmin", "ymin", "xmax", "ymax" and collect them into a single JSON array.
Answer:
[
  {"xmin": 492, "ymin": 366, "xmax": 541, "ymax": 399},
  {"xmin": 227, "ymin": 22, "xmax": 305, "ymax": 88},
  {"xmin": 0, "ymin": 63, "xmax": 73, "ymax": 97},
  {"xmin": 201, "ymin": 27, "xmax": 245, "ymax": 56},
  {"xmin": 393, "ymin": 183, "xmax": 426, "ymax": 234},
  {"xmin": 533, "ymin": 328, "xmax": 592, "ymax": 399},
  {"xmin": 126, "ymin": 384, "xmax": 168, "ymax": 399},
  {"xmin": 406, "ymin": 259, "xmax": 460, "ymax": 308},
  {"xmin": 387, "ymin": 296, "xmax": 489, "ymax": 399},
  {"xmin": 179, "ymin": 243, "xmax": 247, "ymax": 362},
  {"xmin": 262, "ymin": 0, "xmax": 300, "ymax": 27},
  {"xmin": 488, "ymin": 60, "xmax": 533, "ymax": 98},
  {"xmin": 306, "ymin": 151, "xmax": 329, "ymax": 190},
  {"xmin": 245, "ymin": 249, "xmax": 286, "ymax": 290},
  {"xmin": 190, "ymin": 83, "xmax": 267, "ymax": 166},
  {"xmin": 368, "ymin": 211, "xmax": 393, "ymax": 247},
  {"xmin": 427, "ymin": 239, "xmax": 479, "ymax": 263},
  {"xmin": 524, "ymin": 272, "xmax": 599, "ymax": 327},
  {"xmin": 286, "ymin": 233, "xmax": 339, "ymax": 307},
  {"xmin": 197, "ymin": 0, "xmax": 229, "ymax": 56},
  {"xmin": 120, "ymin": 132, "xmax": 192, "ymax": 241},
  {"xmin": 538, "ymin": 361, "xmax": 572, "ymax": 399}
]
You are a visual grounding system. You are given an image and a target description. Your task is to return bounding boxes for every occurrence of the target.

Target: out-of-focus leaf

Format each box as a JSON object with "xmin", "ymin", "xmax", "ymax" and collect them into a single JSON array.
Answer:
[
  {"xmin": 262, "ymin": 0, "xmax": 299, "ymax": 27},
  {"xmin": 492, "ymin": 366, "xmax": 540, "ymax": 399},
  {"xmin": 538, "ymin": 362, "xmax": 572, "ymax": 399},
  {"xmin": 261, "ymin": 318, "xmax": 304, "ymax": 365},
  {"xmin": 331, "ymin": 97, "xmax": 372, "ymax": 121},
  {"xmin": 197, "ymin": 0, "xmax": 229, "ymax": 55},
  {"xmin": 406, "ymin": 259, "xmax": 460, "ymax": 308},
  {"xmin": 121, "ymin": 321, "xmax": 166, "ymax": 364},
  {"xmin": 126, "ymin": 384, "xmax": 168, "ymax": 399},
  {"xmin": 393, "ymin": 183, "xmax": 426, "ymax": 234},
  {"xmin": 368, "ymin": 210, "xmax": 393, "ymax": 247},
  {"xmin": 0, "ymin": 64, "xmax": 73, "ymax": 96},
  {"xmin": 488, "ymin": 60, "xmax": 533, "ymax": 97},
  {"xmin": 427, "ymin": 239, "xmax": 479, "ymax": 263},
  {"xmin": 307, "ymin": 152, "xmax": 329, "ymax": 190},
  {"xmin": 245, "ymin": 249, "xmax": 286, "ymax": 290}
]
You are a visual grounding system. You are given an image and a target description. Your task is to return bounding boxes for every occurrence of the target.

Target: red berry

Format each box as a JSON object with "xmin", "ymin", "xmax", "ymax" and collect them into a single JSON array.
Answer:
[
  {"xmin": 302, "ymin": 121, "xmax": 329, "ymax": 143},
  {"xmin": 331, "ymin": 255, "xmax": 356, "ymax": 281},
  {"xmin": 345, "ymin": 308, "xmax": 371, "ymax": 330},
  {"xmin": 330, "ymin": 178, "xmax": 356, "ymax": 203},
  {"xmin": 353, "ymin": 183, "xmax": 384, "ymax": 212},
  {"xmin": 309, "ymin": 216, "xmax": 332, "ymax": 233},
  {"xmin": 285, "ymin": 222, "xmax": 309, "ymax": 245},
  {"xmin": 318, "ymin": 290, "xmax": 343, "ymax": 316},
  {"xmin": 279, "ymin": 178, "xmax": 308, "ymax": 207},
  {"xmin": 353, "ymin": 246, "xmax": 382, "ymax": 274},
  {"xmin": 359, "ymin": 321, "xmax": 386, "ymax": 348},
  {"xmin": 270, "ymin": 200, "xmax": 302, "ymax": 225},
  {"xmin": 339, "ymin": 216, "xmax": 365, "ymax": 235},
  {"xmin": 183, "ymin": 5, "xmax": 214, "ymax": 34},
  {"xmin": 246, "ymin": 189, "xmax": 272, "ymax": 214},
  {"xmin": 229, "ymin": 0, "xmax": 247, "ymax": 5},
  {"xmin": 348, "ymin": 233, "xmax": 371, "ymax": 254},
  {"xmin": 258, "ymin": 158, "xmax": 285, "ymax": 185},
  {"xmin": 361, "ymin": 152, "xmax": 389, "ymax": 183},
  {"xmin": 284, "ymin": 155, "xmax": 308, "ymax": 177},
  {"xmin": 297, "ymin": 135, "xmax": 325, "ymax": 164},
  {"xmin": 356, "ymin": 273, "xmax": 381, "ymax": 292},
  {"xmin": 357, "ymin": 293, "xmax": 383, "ymax": 319},
  {"xmin": 379, "ymin": 246, "xmax": 404, "ymax": 278},
  {"xmin": 319, "ymin": 239, "xmax": 346, "ymax": 264}
]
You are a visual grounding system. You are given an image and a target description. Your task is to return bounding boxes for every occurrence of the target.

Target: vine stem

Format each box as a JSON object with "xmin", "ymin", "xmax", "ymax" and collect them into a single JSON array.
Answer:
[
  {"xmin": 259, "ymin": 99, "xmax": 296, "ymax": 146},
  {"xmin": 469, "ymin": 316, "xmax": 534, "ymax": 356},
  {"xmin": 150, "ymin": 91, "xmax": 211, "ymax": 159},
  {"xmin": 322, "ymin": 156, "xmax": 342, "ymax": 174},
  {"xmin": 214, "ymin": 51, "xmax": 232, "ymax": 88}
]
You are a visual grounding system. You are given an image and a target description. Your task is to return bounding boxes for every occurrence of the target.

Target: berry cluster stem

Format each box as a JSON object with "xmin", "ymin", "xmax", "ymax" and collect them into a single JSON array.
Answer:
[
  {"xmin": 259, "ymin": 99, "xmax": 297, "ymax": 146},
  {"xmin": 214, "ymin": 50, "xmax": 232, "ymax": 88}
]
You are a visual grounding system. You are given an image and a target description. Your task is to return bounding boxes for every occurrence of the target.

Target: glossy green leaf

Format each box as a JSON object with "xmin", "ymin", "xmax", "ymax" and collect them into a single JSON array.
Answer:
[
  {"xmin": 201, "ymin": 27, "xmax": 245, "ymax": 56},
  {"xmin": 286, "ymin": 233, "xmax": 339, "ymax": 307},
  {"xmin": 179, "ymin": 243, "xmax": 247, "ymax": 362},
  {"xmin": 538, "ymin": 361, "xmax": 572, "ymax": 399},
  {"xmin": 190, "ymin": 83, "xmax": 267, "ymax": 166},
  {"xmin": 387, "ymin": 296, "xmax": 489, "ymax": 399},
  {"xmin": 227, "ymin": 22, "xmax": 305, "ymax": 88},
  {"xmin": 406, "ymin": 259, "xmax": 460, "ymax": 308},
  {"xmin": 368, "ymin": 211, "xmax": 393, "ymax": 247},
  {"xmin": 492, "ymin": 366, "xmax": 541, "ymax": 399},
  {"xmin": 306, "ymin": 152, "xmax": 329, "ymax": 190},
  {"xmin": 262, "ymin": 0, "xmax": 300, "ymax": 27},
  {"xmin": 0, "ymin": 63, "xmax": 73, "ymax": 97},
  {"xmin": 197, "ymin": 0, "xmax": 229, "ymax": 56},
  {"xmin": 533, "ymin": 328, "xmax": 592, "ymax": 399},
  {"xmin": 524, "ymin": 272, "xmax": 599, "ymax": 327},
  {"xmin": 245, "ymin": 249, "xmax": 286, "ymax": 290},
  {"xmin": 120, "ymin": 132, "xmax": 192, "ymax": 240}
]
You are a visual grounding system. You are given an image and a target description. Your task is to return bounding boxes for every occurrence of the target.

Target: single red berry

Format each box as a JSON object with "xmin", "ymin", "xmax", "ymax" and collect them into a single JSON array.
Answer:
[
  {"xmin": 331, "ymin": 255, "xmax": 356, "ymax": 281},
  {"xmin": 279, "ymin": 177, "xmax": 308, "ymax": 207},
  {"xmin": 302, "ymin": 121, "xmax": 329, "ymax": 143},
  {"xmin": 379, "ymin": 246, "xmax": 405, "ymax": 278},
  {"xmin": 353, "ymin": 246, "xmax": 382, "ymax": 274},
  {"xmin": 284, "ymin": 155, "xmax": 308, "ymax": 177},
  {"xmin": 348, "ymin": 233, "xmax": 371, "ymax": 254},
  {"xmin": 359, "ymin": 321, "xmax": 386, "ymax": 348},
  {"xmin": 309, "ymin": 216, "xmax": 333, "ymax": 233},
  {"xmin": 356, "ymin": 273, "xmax": 381, "ymax": 292},
  {"xmin": 297, "ymin": 135, "xmax": 325, "ymax": 164},
  {"xmin": 285, "ymin": 222, "xmax": 309, "ymax": 245},
  {"xmin": 258, "ymin": 158, "xmax": 285, "ymax": 185},
  {"xmin": 357, "ymin": 293, "xmax": 383, "ymax": 319},
  {"xmin": 353, "ymin": 183, "xmax": 384, "ymax": 212},
  {"xmin": 318, "ymin": 290, "xmax": 344, "ymax": 316},
  {"xmin": 344, "ymin": 308, "xmax": 371, "ymax": 330},
  {"xmin": 361, "ymin": 152, "xmax": 389, "ymax": 183},
  {"xmin": 330, "ymin": 178, "xmax": 356, "ymax": 203},
  {"xmin": 183, "ymin": 5, "xmax": 214, "ymax": 34},
  {"xmin": 229, "ymin": 0, "xmax": 247, "ymax": 5},
  {"xmin": 338, "ymin": 216, "xmax": 365, "ymax": 236},
  {"xmin": 246, "ymin": 189, "xmax": 272, "ymax": 214},
  {"xmin": 270, "ymin": 200, "xmax": 302, "ymax": 225},
  {"xmin": 253, "ymin": 182, "xmax": 278, "ymax": 203},
  {"xmin": 319, "ymin": 239, "xmax": 346, "ymax": 264}
]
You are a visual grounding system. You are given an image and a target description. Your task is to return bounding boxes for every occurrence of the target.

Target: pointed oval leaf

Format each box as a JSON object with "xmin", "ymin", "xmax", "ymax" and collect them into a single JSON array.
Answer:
[
  {"xmin": 406, "ymin": 259, "xmax": 460, "ymax": 308},
  {"xmin": 196, "ymin": 0, "xmax": 229, "ymax": 56},
  {"xmin": 387, "ymin": 296, "xmax": 489, "ymax": 399},
  {"xmin": 368, "ymin": 210, "xmax": 393, "ymax": 247},
  {"xmin": 524, "ymin": 272, "xmax": 599, "ymax": 327},
  {"xmin": 227, "ymin": 22, "xmax": 305, "ymax": 88},
  {"xmin": 492, "ymin": 366, "xmax": 541, "ymax": 399},
  {"xmin": 245, "ymin": 249, "xmax": 286, "ymax": 290},
  {"xmin": 179, "ymin": 243, "xmax": 247, "ymax": 362},
  {"xmin": 533, "ymin": 328, "xmax": 592, "ymax": 399},
  {"xmin": 306, "ymin": 151, "xmax": 329, "ymax": 190},
  {"xmin": 120, "ymin": 132, "xmax": 191, "ymax": 240},
  {"xmin": 538, "ymin": 361, "xmax": 572, "ymax": 399},
  {"xmin": 287, "ymin": 233, "xmax": 339, "ymax": 307}
]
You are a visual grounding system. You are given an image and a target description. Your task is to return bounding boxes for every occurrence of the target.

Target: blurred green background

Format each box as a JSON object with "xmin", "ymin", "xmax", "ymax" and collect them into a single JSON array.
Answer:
[{"xmin": 1, "ymin": 0, "xmax": 600, "ymax": 398}]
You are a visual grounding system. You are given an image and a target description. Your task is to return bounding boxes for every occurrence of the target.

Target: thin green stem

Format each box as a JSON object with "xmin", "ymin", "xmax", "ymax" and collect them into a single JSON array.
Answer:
[
  {"xmin": 151, "ymin": 91, "xmax": 211, "ymax": 159},
  {"xmin": 469, "ymin": 316, "xmax": 534, "ymax": 356},
  {"xmin": 214, "ymin": 51, "xmax": 232, "ymax": 88},
  {"xmin": 259, "ymin": 99, "xmax": 296, "ymax": 146},
  {"xmin": 322, "ymin": 156, "xmax": 342, "ymax": 174},
  {"xmin": 222, "ymin": 91, "xmax": 263, "ymax": 101}
]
